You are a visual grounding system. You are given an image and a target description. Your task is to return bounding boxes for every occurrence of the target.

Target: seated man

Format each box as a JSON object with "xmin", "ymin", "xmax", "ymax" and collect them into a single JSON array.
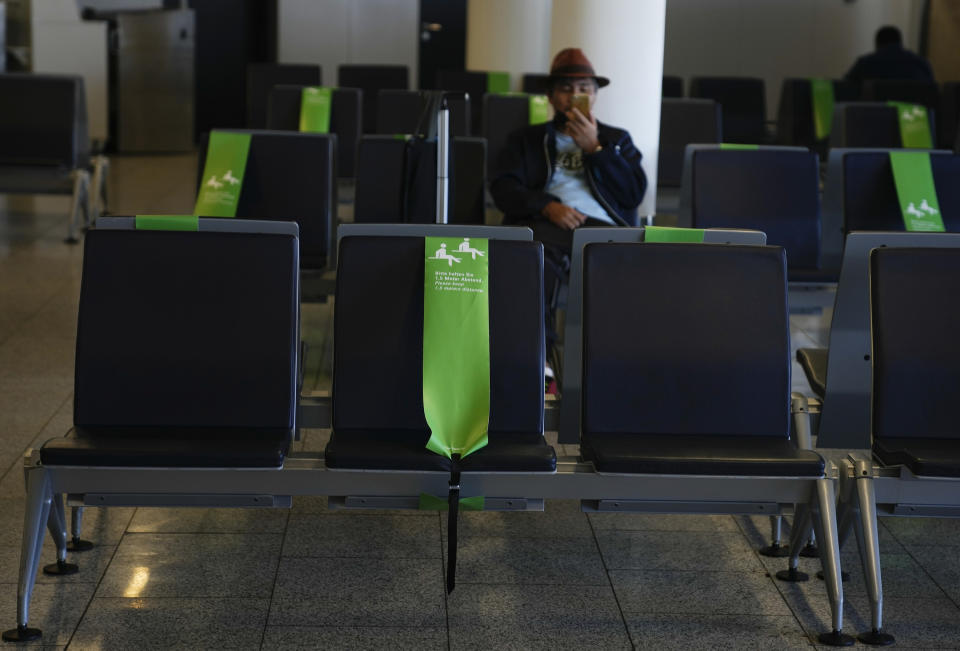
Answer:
[
  {"xmin": 490, "ymin": 48, "xmax": 647, "ymax": 382},
  {"xmin": 844, "ymin": 25, "xmax": 934, "ymax": 85}
]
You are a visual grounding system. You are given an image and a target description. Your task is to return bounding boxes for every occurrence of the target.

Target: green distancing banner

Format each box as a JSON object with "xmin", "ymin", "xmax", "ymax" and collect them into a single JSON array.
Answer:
[
  {"xmin": 486, "ymin": 71, "xmax": 510, "ymax": 94},
  {"xmin": 528, "ymin": 94, "xmax": 549, "ymax": 124},
  {"xmin": 889, "ymin": 152, "xmax": 945, "ymax": 232},
  {"xmin": 719, "ymin": 143, "xmax": 759, "ymax": 151},
  {"xmin": 423, "ymin": 236, "xmax": 490, "ymax": 460},
  {"xmin": 888, "ymin": 102, "xmax": 933, "ymax": 149},
  {"xmin": 135, "ymin": 215, "xmax": 199, "ymax": 231},
  {"xmin": 299, "ymin": 86, "xmax": 332, "ymax": 133},
  {"xmin": 809, "ymin": 78, "xmax": 835, "ymax": 140},
  {"xmin": 194, "ymin": 132, "xmax": 252, "ymax": 217},
  {"xmin": 418, "ymin": 493, "xmax": 485, "ymax": 511},
  {"xmin": 645, "ymin": 226, "xmax": 706, "ymax": 243}
]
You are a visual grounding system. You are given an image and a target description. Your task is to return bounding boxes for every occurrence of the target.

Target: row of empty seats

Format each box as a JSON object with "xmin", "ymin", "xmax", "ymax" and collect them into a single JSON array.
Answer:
[
  {"xmin": 661, "ymin": 76, "xmax": 960, "ymax": 148},
  {"xmin": 5, "ymin": 219, "xmax": 857, "ymax": 646}
]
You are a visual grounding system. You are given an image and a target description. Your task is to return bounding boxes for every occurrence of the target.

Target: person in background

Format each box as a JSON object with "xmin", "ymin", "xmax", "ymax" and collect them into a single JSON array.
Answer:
[
  {"xmin": 490, "ymin": 48, "xmax": 647, "ymax": 389},
  {"xmin": 844, "ymin": 25, "xmax": 934, "ymax": 85}
]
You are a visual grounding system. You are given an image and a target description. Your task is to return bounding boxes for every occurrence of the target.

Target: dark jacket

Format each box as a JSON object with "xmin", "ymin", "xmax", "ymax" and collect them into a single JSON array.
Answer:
[
  {"xmin": 490, "ymin": 119, "xmax": 647, "ymax": 226},
  {"xmin": 844, "ymin": 45, "xmax": 935, "ymax": 84}
]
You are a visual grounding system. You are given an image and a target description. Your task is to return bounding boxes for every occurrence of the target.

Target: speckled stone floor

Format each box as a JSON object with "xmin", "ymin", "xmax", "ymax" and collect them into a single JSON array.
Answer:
[{"xmin": 0, "ymin": 156, "xmax": 958, "ymax": 649}]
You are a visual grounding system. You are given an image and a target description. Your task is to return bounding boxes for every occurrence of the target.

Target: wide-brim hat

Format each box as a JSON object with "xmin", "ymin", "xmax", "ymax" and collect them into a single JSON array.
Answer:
[{"xmin": 547, "ymin": 48, "xmax": 610, "ymax": 88}]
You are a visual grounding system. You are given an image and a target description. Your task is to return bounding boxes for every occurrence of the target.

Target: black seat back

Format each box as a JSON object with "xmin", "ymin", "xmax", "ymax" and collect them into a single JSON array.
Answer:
[
  {"xmin": 581, "ymin": 243, "xmax": 790, "ymax": 437},
  {"xmin": 436, "ymin": 69, "xmax": 491, "ymax": 136},
  {"xmin": 75, "ymin": 228, "xmax": 299, "ymax": 430},
  {"xmin": 484, "ymin": 94, "xmax": 540, "ymax": 178},
  {"xmin": 662, "ymin": 75, "xmax": 683, "ymax": 98},
  {"xmin": 658, "ymin": 98, "xmax": 721, "ymax": 187},
  {"xmin": 684, "ymin": 147, "xmax": 821, "ymax": 269},
  {"xmin": 776, "ymin": 78, "xmax": 857, "ymax": 153},
  {"xmin": 333, "ymin": 236, "xmax": 543, "ymax": 435},
  {"xmin": 354, "ymin": 135, "xmax": 485, "ymax": 225},
  {"xmin": 197, "ymin": 130, "xmax": 336, "ymax": 269},
  {"xmin": 265, "ymin": 85, "xmax": 361, "ymax": 178},
  {"xmin": 522, "ymin": 73, "xmax": 550, "ymax": 94},
  {"xmin": 375, "ymin": 89, "xmax": 470, "ymax": 137},
  {"xmin": 831, "ymin": 103, "xmax": 935, "ymax": 148},
  {"xmin": 938, "ymin": 82, "xmax": 960, "ymax": 150},
  {"xmin": 246, "ymin": 63, "xmax": 321, "ymax": 129},
  {"xmin": 0, "ymin": 73, "xmax": 88, "ymax": 168},
  {"xmin": 842, "ymin": 151, "xmax": 960, "ymax": 232},
  {"xmin": 354, "ymin": 136, "xmax": 407, "ymax": 222},
  {"xmin": 871, "ymin": 248, "xmax": 960, "ymax": 440},
  {"xmin": 689, "ymin": 76, "xmax": 766, "ymax": 143},
  {"xmin": 862, "ymin": 79, "xmax": 939, "ymax": 113},
  {"xmin": 337, "ymin": 64, "xmax": 409, "ymax": 133}
]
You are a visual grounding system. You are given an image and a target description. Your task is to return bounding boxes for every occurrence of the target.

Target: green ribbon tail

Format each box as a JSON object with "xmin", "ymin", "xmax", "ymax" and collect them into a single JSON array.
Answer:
[
  {"xmin": 809, "ymin": 78, "xmax": 835, "ymax": 140},
  {"xmin": 645, "ymin": 226, "xmax": 706, "ymax": 243},
  {"xmin": 888, "ymin": 101, "xmax": 933, "ymax": 149},
  {"xmin": 528, "ymin": 95, "xmax": 549, "ymax": 125},
  {"xmin": 300, "ymin": 86, "xmax": 333, "ymax": 133},
  {"xmin": 719, "ymin": 143, "xmax": 759, "ymax": 151},
  {"xmin": 194, "ymin": 131, "xmax": 252, "ymax": 217},
  {"xmin": 418, "ymin": 493, "xmax": 485, "ymax": 511},
  {"xmin": 486, "ymin": 71, "xmax": 510, "ymax": 94},
  {"xmin": 888, "ymin": 151, "xmax": 945, "ymax": 232},
  {"xmin": 135, "ymin": 215, "xmax": 199, "ymax": 231},
  {"xmin": 422, "ymin": 236, "xmax": 491, "ymax": 460}
]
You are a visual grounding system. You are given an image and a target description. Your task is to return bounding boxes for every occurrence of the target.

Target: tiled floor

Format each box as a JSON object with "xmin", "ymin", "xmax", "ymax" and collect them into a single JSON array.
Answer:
[{"xmin": 1, "ymin": 156, "xmax": 959, "ymax": 649}]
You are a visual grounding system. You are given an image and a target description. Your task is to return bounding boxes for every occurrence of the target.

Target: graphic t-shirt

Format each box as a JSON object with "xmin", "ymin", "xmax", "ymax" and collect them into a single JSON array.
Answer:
[{"xmin": 546, "ymin": 132, "xmax": 616, "ymax": 225}]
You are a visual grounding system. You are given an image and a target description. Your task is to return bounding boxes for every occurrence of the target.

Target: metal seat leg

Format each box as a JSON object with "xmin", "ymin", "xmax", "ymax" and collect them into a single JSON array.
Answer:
[
  {"xmin": 811, "ymin": 478, "xmax": 854, "ymax": 646},
  {"xmin": 67, "ymin": 506, "xmax": 94, "ymax": 552},
  {"xmin": 777, "ymin": 503, "xmax": 812, "ymax": 582},
  {"xmin": 848, "ymin": 458, "xmax": 894, "ymax": 646},
  {"xmin": 42, "ymin": 494, "xmax": 78, "ymax": 576},
  {"xmin": 66, "ymin": 170, "xmax": 90, "ymax": 244},
  {"xmin": 2, "ymin": 465, "xmax": 53, "ymax": 642}
]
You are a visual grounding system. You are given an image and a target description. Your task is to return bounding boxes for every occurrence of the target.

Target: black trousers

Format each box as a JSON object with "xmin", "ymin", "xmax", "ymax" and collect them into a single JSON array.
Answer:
[{"xmin": 513, "ymin": 218, "xmax": 616, "ymax": 362}]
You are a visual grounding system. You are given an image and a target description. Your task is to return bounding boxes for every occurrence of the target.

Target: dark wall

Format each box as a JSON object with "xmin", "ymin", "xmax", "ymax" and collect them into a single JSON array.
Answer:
[{"xmin": 190, "ymin": 0, "xmax": 277, "ymax": 139}]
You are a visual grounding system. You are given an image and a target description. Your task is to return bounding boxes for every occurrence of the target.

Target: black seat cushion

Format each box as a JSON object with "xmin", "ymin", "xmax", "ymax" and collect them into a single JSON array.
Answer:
[
  {"xmin": 873, "ymin": 438, "xmax": 960, "ymax": 478},
  {"xmin": 582, "ymin": 434, "xmax": 823, "ymax": 476},
  {"xmin": 327, "ymin": 236, "xmax": 553, "ymax": 472},
  {"xmin": 42, "ymin": 427, "xmax": 290, "ymax": 468},
  {"xmin": 326, "ymin": 430, "xmax": 555, "ymax": 472},
  {"xmin": 796, "ymin": 347, "xmax": 828, "ymax": 398},
  {"xmin": 690, "ymin": 149, "xmax": 821, "ymax": 270}
]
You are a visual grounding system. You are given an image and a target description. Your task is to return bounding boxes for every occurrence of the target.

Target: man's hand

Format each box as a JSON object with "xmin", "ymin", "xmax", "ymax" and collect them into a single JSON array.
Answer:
[
  {"xmin": 565, "ymin": 107, "xmax": 600, "ymax": 153},
  {"xmin": 542, "ymin": 201, "xmax": 587, "ymax": 230}
]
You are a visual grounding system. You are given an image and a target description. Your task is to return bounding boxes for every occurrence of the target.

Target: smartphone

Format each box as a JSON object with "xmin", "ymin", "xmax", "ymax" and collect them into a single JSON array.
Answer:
[{"xmin": 571, "ymin": 93, "xmax": 591, "ymax": 118}]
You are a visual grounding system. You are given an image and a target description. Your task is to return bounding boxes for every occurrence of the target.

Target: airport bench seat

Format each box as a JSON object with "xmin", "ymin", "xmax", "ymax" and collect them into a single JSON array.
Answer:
[
  {"xmin": 872, "ymin": 438, "xmax": 960, "ymax": 478},
  {"xmin": 0, "ymin": 72, "xmax": 105, "ymax": 242},
  {"xmin": 678, "ymin": 145, "xmax": 825, "ymax": 279},
  {"xmin": 2, "ymin": 218, "xmax": 301, "ymax": 644},
  {"xmin": 581, "ymin": 434, "xmax": 824, "ymax": 476},
  {"xmin": 327, "ymin": 235, "xmax": 555, "ymax": 473},
  {"xmin": 40, "ymin": 427, "xmax": 291, "ymax": 468}
]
